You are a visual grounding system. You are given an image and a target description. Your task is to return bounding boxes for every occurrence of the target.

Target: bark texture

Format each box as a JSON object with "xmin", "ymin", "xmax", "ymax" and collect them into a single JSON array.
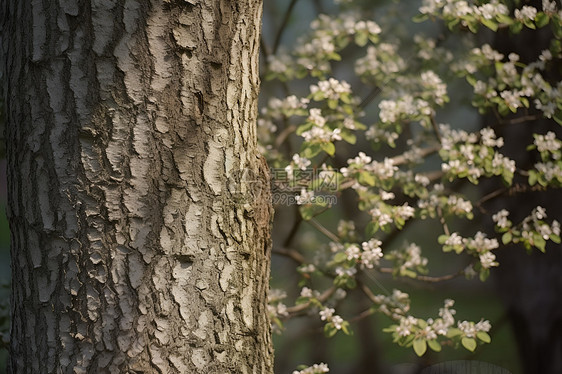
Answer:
[{"xmin": 1, "ymin": 0, "xmax": 273, "ymax": 373}]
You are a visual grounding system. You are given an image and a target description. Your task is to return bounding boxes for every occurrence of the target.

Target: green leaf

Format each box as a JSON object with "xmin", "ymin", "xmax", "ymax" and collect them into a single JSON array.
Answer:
[
  {"xmin": 553, "ymin": 111, "xmax": 562, "ymax": 126},
  {"xmin": 321, "ymin": 142, "xmax": 336, "ymax": 156},
  {"xmin": 534, "ymin": 234, "xmax": 547, "ymax": 252},
  {"xmin": 528, "ymin": 170, "xmax": 538, "ymax": 186},
  {"xmin": 438, "ymin": 235, "xmax": 449, "ymax": 245},
  {"xmin": 477, "ymin": 331, "xmax": 491, "ymax": 343},
  {"xmin": 296, "ymin": 122, "xmax": 314, "ymax": 135},
  {"xmin": 366, "ymin": 221, "xmax": 379, "ymax": 237},
  {"xmin": 382, "ymin": 325, "xmax": 398, "ymax": 333},
  {"xmin": 482, "ymin": 18, "xmax": 498, "ymax": 31},
  {"xmin": 467, "ymin": 20, "xmax": 479, "ymax": 33},
  {"xmin": 413, "ymin": 339, "xmax": 427, "ymax": 356},
  {"xmin": 341, "ymin": 321, "xmax": 353, "ymax": 335},
  {"xmin": 502, "ymin": 232, "xmax": 513, "ymax": 245},
  {"xmin": 427, "ymin": 339, "xmax": 442, "ymax": 352},
  {"xmin": 358, "ymin": 171, "xmax": 376, "ymax": 186},
  {"xmin": 510, "ymin": 22, "xmax": 524, "ymax": 33},
  {"xmin": 346, "ymin": 277, "xmax": 357, "ymax": 289},
  {"xmin": 354, "ymin": 32, "xmax": 368, "ymax": 47},
  {"xmin": 401, "ymin": 269, "xmax": 417, "ymax": 278},
  {"xmin": 461, "ymin": 337, "xmax": 477, "ymax": 352},
  {"xmin": 324, "ymin": 323, "xmax": 338, "ymax": 338},
  {"xmin": 447, "ymin": 18, "xmax": 460, "ymax": 30},
  {"xmin": 301, "ymin": 143, "xmax": 323, "ymax": 158},
  {"xmin": 447, "ymin": 328, "xmax": 462, "ymax": 338},
  {"xmin": 536, "ymin": 12, "xmax": 550, "ymax": 27},
  {"xmin": 479, "ymin": 268, "xmax": 490, "ymax": 282},
  {"xmin": 524, "ymin": 19, "xmax": 536, "ymax": 29},
  {"xmin": 412, "ymin": 14, "xmax": 429, "ymax": 23},
  {"xmin": 340, "ymin": 130, "xmax": 357, "ymax": 145},
  {"xmin": 333, "ymin": 252, "xmax": 348, "ymax": 263},
  {"xmin": 496, "ymin": 14, "xmax": 514, "ymax": 25}
]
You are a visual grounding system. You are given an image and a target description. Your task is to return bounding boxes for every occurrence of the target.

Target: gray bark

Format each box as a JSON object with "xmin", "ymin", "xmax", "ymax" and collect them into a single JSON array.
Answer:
[{"xmin": 1, "ymin": 0, "xmax": 273, "ymax": 373}]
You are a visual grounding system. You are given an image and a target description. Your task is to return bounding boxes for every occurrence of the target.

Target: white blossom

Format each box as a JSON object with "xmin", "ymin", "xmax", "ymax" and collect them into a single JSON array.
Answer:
[
  {"xmin": 292, "ymin": 154, "xmax": 311, "ymax": 170},
  {"xmin": 534, "ymin": 132, "xmax": 561, "ymax": 154},
  {"xmin": 319, "ymin": 307, "xmax": 335, "ymax": 321},
  {"xmin": 479, "ymin": 251, "xmax": 499, "ymax": 269},
  {"xmin": 292, "ymin": 363, "xmax": 330, "ymax": 374},
  {"xmin": 345, "ymin": 244, "xmax": 361, "ymax": 260},
  {"xmin": 310, "ymin": 78, "xmax": 352, "ymax": 100},
  {"xmin": 396, "ymin": 316, "xmax": 418, "ymax": 337},
  {"xmin": 492, "ymin": 209, "xmax": 511, "ymax": 229},
  {"xmin": 295, "ymin": 189, "xmax": 315, "ymax": 205},
  {"xmin": 543, "ymin": 0, "xmax": 557, "ymax": 13},
  {"xmin": 331, "ymin": 315, "xmax": 344, "ymax": 330},
  {"xmin": 445, "ymin": 232, "xmax": 463, "ymax": 246},
  {"xmin": 458, "ymin": 321, "xmax": 477, "ymax": 338},
  {"xmin": 360, "ymin": 239, "xmax": 383, "ymax": 268},
  {"xmin": 515, "ymin": 6, "xmax": 538, "ymax": 20},
  {"xmin": 370, "ymin": 208, "xmax": 393, "ymax": 227},
  {"xmin": 335, "ymin": 266, "xmax": 357, "ymax": 277},
  {"xmin": 300, "ymin": 287, "xmax": 314, "ymax": 298}
]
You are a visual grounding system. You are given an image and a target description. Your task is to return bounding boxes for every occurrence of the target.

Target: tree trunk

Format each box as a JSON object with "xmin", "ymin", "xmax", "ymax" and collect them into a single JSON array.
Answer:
[{"xmin": 1, "ymin": 1, "xmax": 273, "ymax": 373}]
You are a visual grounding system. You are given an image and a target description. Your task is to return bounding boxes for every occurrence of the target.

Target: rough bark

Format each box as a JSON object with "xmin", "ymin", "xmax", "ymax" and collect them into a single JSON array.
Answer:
[{"xmin": 1, "ymin": 0, "xmax": 273, "ymax": 373}]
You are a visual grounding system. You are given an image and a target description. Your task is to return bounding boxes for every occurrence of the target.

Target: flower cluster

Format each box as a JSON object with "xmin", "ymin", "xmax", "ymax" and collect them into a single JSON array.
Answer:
[
  {"xmin": 292, "ymin": 363, "xmax": 330, "ymax": 374},
  {"xmin": 385, "ymin": 243, "xmax": 429, "ymax": 278},
  {"xmin": 341, "ymin": 153, "xmax": 398, "ymax": 187},
  {"xmin": 356, "ymin": 43, "xmax": 405, "ymax": 83},
  {"xmin": 496, "ymin": 207, "xmax": 562, "ymax": 253},
  {"xmin": 267, "ymin": 289, "xmax": 289, "ymax": 333},
  {"xmin": 382, "ymin": 298, "xmax": 492, "ymax": 356},
  {"xmin": 418, "ymin": 0, "xmax": 558, "ymax": 35},
  {"xmin": 439, "ymin": 124, "xmax": 515, "ymax": 184},
  {"xmin": 418, "ymin": 185, "xmax": 474, "ymax": 220},
  {"xmin": 529, "ymin": 132, "xmax": 562, "ymax": 187},
  {"xmin": 319, "ymin": 307, "xmax": 350, "ymax": 337},
  {"xmin": 267, "ymin": 12, "xmax": 382, "ymax": 80},
  {"xmin": 456, "ymin": 42, "xmax": 562, "ymax": 120},
  {"xmin": 373, "ymin": 289, "xmax": 411, "ymax": 319},
  {"xmin": 439, "ymin": 231, "xmax": 499, "ymax": 279}
]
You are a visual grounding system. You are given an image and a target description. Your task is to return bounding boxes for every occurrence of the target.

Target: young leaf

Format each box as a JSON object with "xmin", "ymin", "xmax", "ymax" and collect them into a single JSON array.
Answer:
[
  {"xmin": 477, "ymin": 331, "xmax": 491, "ymax": 343},
  {"xmin": 461, "ymin": 337, "xmax": 477, "ymax": 352},
  {"xmin": 427, "ymin": 339, "xmax": 442, "ymax": 352},
  {"xmin": 413, "ymin": 339, "xmax": 427, "ymax": 356},
  {"xmin": 502, "ymin": 232, "xmax": 512, "ymax": 245}
]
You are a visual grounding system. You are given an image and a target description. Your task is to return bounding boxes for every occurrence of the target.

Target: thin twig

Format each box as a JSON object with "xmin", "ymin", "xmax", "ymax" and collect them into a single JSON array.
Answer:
[
  {"xmin": 358, "ymin": 281, "xmax": 381, "ymax": 304},
  {"xmin": 283, "ymin": 207, "xmax": 303, "ymax": 247},
  {"xmin": 359, "ymin": 87, "xmax": 382, "ymax": 109},
  {"xmin": 275, "ymin": 124, "xmax": 297, "ymax": 149},
  {"xmin": 272, "ymin": 247, "xmax": 306, "ymax": 264},
  {"xmin": 308, "ymin": 218, "xmax": 341, "ymax": 243},
  {"xmin": 499, "ymin": 114, "xmax": 541, "ymax": 126},
  {"xmin": 273, "ymin": 0, "xmax": 301, "ymax": 55},
  {"xmin": 286, "ymin": 286, "xmax": 337, "ymax": 314},
  {"xmin": 392, "ymin": 144, "xmax": 441, "ymax": 166},
  {"xmin": 430, "ymin": 115, "xmax": 442, "ymax": 144},
  {"xmin": 376, "ymin": 266, "xmax": 464, "ymax": 283},
  {"xmin": 348, "ymin": 307, "xmax": 376, "ymax": 323},
  {"xmin": 436, "ymin": 206, "xmax": 450, "ymax": 236}
]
